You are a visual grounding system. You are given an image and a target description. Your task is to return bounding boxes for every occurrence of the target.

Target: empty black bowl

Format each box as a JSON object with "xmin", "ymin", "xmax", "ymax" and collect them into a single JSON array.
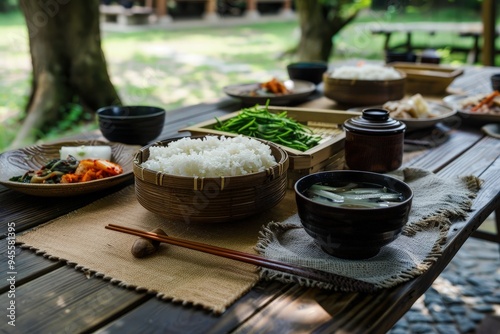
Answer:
[
  {"xmin": 294, "ymin": 170, "xmax": 413, "ymax": 260},
  {"xmin": 287, "ymin": 62, "xmax": 328, "ymax": 85},
  {"xmin": 97, "ymin": 106, "xmax": 166, "ymax": 145},
  {"xmin": 491, "ymin": 74, "xmax": 500, "ymax": 91},
  {"xmin": 385, "ymin": 51, "xmax": 417, "ymax": 63}
]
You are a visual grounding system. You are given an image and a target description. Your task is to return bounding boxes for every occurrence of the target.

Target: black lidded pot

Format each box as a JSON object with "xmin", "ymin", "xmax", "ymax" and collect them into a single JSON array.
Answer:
[{"xmin": 343, "ymin": 108, "xmax": 406, "ymax": 173}]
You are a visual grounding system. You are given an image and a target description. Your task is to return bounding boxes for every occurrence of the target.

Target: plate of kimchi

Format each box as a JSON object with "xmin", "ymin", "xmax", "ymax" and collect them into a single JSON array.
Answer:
[
  {"xmin": 443, "ymin": 90, "xmax": 500, "ymax": 124},
  {"xmin": 223, "ymin": 78, "xmax": 316, "ymax": 105},
  {"xmin": 0, "ymin": 140, "xmax": 138, "ymax": 197}
]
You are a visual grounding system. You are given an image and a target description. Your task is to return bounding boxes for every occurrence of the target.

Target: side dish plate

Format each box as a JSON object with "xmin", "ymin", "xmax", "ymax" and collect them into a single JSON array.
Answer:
[
  {"xmin": 348, "ymin": 102, "xmax": 457, "ymax": 130},
  {"xmin": 443, "ymin": 94, "xmax": 500, "ymax": 124},
  {"xmin": 223, "ymin": 79, "xmax": 316, "ymax": 105},
  {"xmin": 0, "ymin": 140, "xmax": 138, "ymax": 197}
]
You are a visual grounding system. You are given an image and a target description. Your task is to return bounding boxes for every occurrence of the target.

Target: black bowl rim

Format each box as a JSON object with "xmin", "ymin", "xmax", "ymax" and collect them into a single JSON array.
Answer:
[
  {"xmin": 97, "ymin": 105, "xmax": 166, "ymax": 119},
  {"xmin": 287, "ymin": 62, "xmax": 328, "ymax": 70},
  {"xmin": 294, "ymin": 170, "xmax": 413, "ymax": 211}
]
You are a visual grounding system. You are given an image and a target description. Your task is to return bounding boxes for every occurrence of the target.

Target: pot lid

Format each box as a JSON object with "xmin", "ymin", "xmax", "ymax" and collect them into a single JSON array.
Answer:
[{"xmin": 344, "ymin": 108, "xmax": 406, "ymax": 134}]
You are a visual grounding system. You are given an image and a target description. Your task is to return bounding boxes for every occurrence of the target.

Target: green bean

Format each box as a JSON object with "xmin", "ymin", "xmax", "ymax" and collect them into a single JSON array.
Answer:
[
  {"xmin": 238, "ymin": 118, "xmax": 256, "ymax": 132},
  {"xmin": 214, "ymin": 103, "xmax": 321, "ymax": 151}
]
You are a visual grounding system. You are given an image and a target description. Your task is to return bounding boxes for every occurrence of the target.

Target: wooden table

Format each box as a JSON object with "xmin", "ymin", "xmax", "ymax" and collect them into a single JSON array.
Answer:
[{"xmin": 1, "ymin": 66, "xmax": 499, "ymax": 334}]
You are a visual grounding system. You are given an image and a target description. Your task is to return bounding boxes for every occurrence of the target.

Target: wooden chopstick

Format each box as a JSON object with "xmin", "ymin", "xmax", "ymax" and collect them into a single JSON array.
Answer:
[{"xmin": 105, "ymin": 223, "xmax": 376, "ymax": 292}]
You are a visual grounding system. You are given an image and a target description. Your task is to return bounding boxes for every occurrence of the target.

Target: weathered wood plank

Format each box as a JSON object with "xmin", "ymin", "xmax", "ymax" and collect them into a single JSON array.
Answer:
[
  {"xmin": 437, "ymin": 135, "xmax": 500, "ymax": 178},
  {"xmin": 204, "ymin": 281, "xmax": 292, "ymax": 334},
  {"xmin": 95, "ymin": 280, "xmax": 291, "ymax": 334},
  {"xmin": 0, "ymin": 266, "xmax": 151, "ymax": 333},
  {"xmin": 231, "ymin": 285, "xmax": 336, "ymax": 333},
  {"xmin": 403, "ymin": 127, "xmax": 483, "ymax": 172},
  {"xmin": 0, "ymin": 240, "xmax": 63, "ymax": 293},
  {"xmin": 0, "ymin": 181, "xmax": 133, "ymax": 235}
]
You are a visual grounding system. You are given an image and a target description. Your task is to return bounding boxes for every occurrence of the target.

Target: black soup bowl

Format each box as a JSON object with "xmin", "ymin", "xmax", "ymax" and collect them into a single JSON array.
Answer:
[
  {"xmin": 294, "ymin": 170, "xmax": 413, "ymax": 260},
  {"xmin": 97, "ymin": 106, "xmax": 166, "ymax": 145}
]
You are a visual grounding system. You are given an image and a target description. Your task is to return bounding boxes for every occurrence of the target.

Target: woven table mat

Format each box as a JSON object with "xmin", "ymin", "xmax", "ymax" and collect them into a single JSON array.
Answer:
[
  {"xmin": 16, "ymin": 185, "xmax": 296, "ymax": 314},
  {"xmin": 256, "ymin": 168, "xmax": 482, "ymax": 291}
]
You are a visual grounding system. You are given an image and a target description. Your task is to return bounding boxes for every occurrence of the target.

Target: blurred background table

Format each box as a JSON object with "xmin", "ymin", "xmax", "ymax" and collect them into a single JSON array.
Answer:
[{"xmin": 368, "ymin": 22, "xmax": 499, "ymax": 65}]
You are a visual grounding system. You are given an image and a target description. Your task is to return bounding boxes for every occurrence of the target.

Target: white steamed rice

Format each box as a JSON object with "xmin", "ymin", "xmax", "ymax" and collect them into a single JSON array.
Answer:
[
  {"xmin": 329, "ymin": 64, "xmax": 402, "ymax": 80},
  {"xmin": 141, "ymin": 135, "xmax": 277, "ymax": 177}
]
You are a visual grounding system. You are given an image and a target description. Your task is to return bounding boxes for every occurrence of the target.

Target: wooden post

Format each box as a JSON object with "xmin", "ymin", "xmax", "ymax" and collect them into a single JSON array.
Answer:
[
  {"xmin": 245, "ymin": 0, "xmax": 259, "ymax": 19},
  {"xmin": 156, "ymin": 0, "xmax": 166, "ymax": 17},
  {"xmin": 280, "ymin": 0, "xmax": 294, "ymax": 18},
  {"xmin": 482, "ymin": 0, "xmax": 496, "ymax": 66},
  {"xmin": 204, "ymin": 0, "xmax": 219, "ymax": 22},
  {"xmin": 155, "ymin": 0, "xmax": 172, "ymax": 24}
]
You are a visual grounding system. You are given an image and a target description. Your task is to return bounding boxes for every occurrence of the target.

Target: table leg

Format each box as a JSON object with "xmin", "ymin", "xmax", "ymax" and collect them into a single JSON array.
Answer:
[
  {"xmin": 471, "ymin": 205, "xmax": 500, "ymax": 255},
  {"xmin": 383, "ymin": 32, "xmax": 392, "ymax": 51},
  {"xmin": 405, "ymin": 32, "xmax": 412, "ymax": 52},
  {"xmin": 470, "ymin": 34, "xmax": 480, "ymax": 64},
  {"xmin": 496, "ymin": 206, "xmax": 500, "ymax": 255}
]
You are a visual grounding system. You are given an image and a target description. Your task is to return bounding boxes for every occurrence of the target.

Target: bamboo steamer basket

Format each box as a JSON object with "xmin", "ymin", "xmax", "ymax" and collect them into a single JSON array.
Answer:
[{"xmin": 133, "ymin": 136, "xmax": 289, "ymax": 223}]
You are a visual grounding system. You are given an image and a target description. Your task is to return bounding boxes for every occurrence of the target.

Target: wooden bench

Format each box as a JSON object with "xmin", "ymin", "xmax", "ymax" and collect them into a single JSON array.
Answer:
[
  {"xmin": 368, "ymin": 22, "xmax": 499, "ymax": 64},
  {"xmin": 99, "ymin": 5, "xmax": 153, "ymax": 25}
]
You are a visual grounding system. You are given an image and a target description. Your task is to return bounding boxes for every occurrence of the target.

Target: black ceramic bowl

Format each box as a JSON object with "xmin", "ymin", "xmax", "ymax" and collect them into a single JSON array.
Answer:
[
  {"xmin": 385, "ymin": 51, "xmax": 417, "ymax": 63},
  {"xmin": 294, "ymin": 170, "xmax": 413, "ymax": 260},
  {"xmin": 97, "ymin": 106, "xmax": 166, "ymax": 145},
  {"xmin": 491, "ymin": 73, "xmax": 500, "ymax": 91},
  {"xmin": 287, "ymin": 62, "xmax": 328, "ymax": 85}
]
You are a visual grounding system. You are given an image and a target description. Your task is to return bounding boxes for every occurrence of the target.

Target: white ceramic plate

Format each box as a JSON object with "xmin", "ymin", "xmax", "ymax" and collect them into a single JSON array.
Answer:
[
  {"xmin": 443, "ymin": 94, "xmax": 500, "ymax": 124},
  {"xmin": 223, "ymin": 79, "xmax": 316, "ymax": 105},
  {"xmin": 348, "ymin": 102, "xmax": 457, "ymax": 130},
  {"xmin": 0, "ymin": 140, "xmax": 138, "ymax": 197}
]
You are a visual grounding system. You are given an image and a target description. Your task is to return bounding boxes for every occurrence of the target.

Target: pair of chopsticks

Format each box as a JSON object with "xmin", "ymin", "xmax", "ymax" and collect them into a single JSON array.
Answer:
[{"xmin": 105, "ymin": 224, "xmax": 376, "ymax": 292}]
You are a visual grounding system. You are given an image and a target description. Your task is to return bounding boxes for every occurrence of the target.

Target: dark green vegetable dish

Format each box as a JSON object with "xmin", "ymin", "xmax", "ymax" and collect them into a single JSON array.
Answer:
[
  {"xmin": 214, "ymin": 103, "xmax": 322, "ymax": 152},
  {"xmin": 9, "ymin": 156, "xmax": 80, "ymax": 184}
]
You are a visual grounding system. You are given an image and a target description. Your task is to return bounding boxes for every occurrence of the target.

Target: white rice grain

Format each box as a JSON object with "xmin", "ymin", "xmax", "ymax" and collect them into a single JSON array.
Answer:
[
  {"xmin": 142, "ymin": 135, "xmax": 277, "ymax": 177},
  {"xmin": 330, "ymin": 65, "xmax": 402, "ymax": 80}
]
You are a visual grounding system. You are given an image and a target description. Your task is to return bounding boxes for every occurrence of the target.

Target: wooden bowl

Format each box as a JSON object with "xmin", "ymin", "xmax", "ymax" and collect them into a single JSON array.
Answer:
[
  {"xmin": 133, "ymin": 136, "xmax": 289, "ymax": 223},
  {"xmin": 323, "ymin": 71, "xmax": 406, "ymax": 107},
  {"xmin": 388, "ymin": 62, "xmax": 463, "ymax": 95}
]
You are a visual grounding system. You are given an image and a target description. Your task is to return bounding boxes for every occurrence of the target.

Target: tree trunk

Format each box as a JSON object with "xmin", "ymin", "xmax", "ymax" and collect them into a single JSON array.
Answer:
[
  {"xmin": 13, "ymin": 0, "xmax": 121, "ymax": 148},
  {"xmin": 295, "ymin": 0, "xmax": 359, "ymax": 62}
]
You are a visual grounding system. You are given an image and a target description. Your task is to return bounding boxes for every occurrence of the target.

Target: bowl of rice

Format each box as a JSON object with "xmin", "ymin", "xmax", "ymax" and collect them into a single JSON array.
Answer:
[
  {"xmin": 323, "ymin": 64, "xmax": 406, "ymax": 107},
  {"xmin": 133, "ymin": 135, "xmax": 289, "ymax": 223}
]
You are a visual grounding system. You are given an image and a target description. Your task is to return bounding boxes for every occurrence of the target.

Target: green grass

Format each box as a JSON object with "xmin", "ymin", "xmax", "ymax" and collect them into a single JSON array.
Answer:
[{"xmin": 1, "ymin": 8, "xmax": 499, "ymax": 151}]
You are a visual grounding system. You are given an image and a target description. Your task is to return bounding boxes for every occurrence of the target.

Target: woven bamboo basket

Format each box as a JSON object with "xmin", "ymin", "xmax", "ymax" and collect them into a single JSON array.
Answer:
[{"xmin": 133, "ymin": 136, "xmax": 289, "ymax": 223}]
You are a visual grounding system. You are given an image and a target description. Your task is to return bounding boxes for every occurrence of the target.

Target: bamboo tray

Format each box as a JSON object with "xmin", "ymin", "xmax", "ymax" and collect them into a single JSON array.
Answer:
[
  {"xmin": 388, "ymin": 62, "xmax": 464, "ymax": 95},
  {"xmin": 180, "ymin": 106, "xmax": 360, "ymax": 171}
]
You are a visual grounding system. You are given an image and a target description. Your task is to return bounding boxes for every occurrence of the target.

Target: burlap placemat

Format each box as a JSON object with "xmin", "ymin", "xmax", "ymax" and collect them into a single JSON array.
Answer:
[
  {"xmin": 256, "ymin": 168, "xmax": 482, "ymax": 291},
  {"xmin": 16, "ymin": 185, "xmax": 296, "ymax": 314}
]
